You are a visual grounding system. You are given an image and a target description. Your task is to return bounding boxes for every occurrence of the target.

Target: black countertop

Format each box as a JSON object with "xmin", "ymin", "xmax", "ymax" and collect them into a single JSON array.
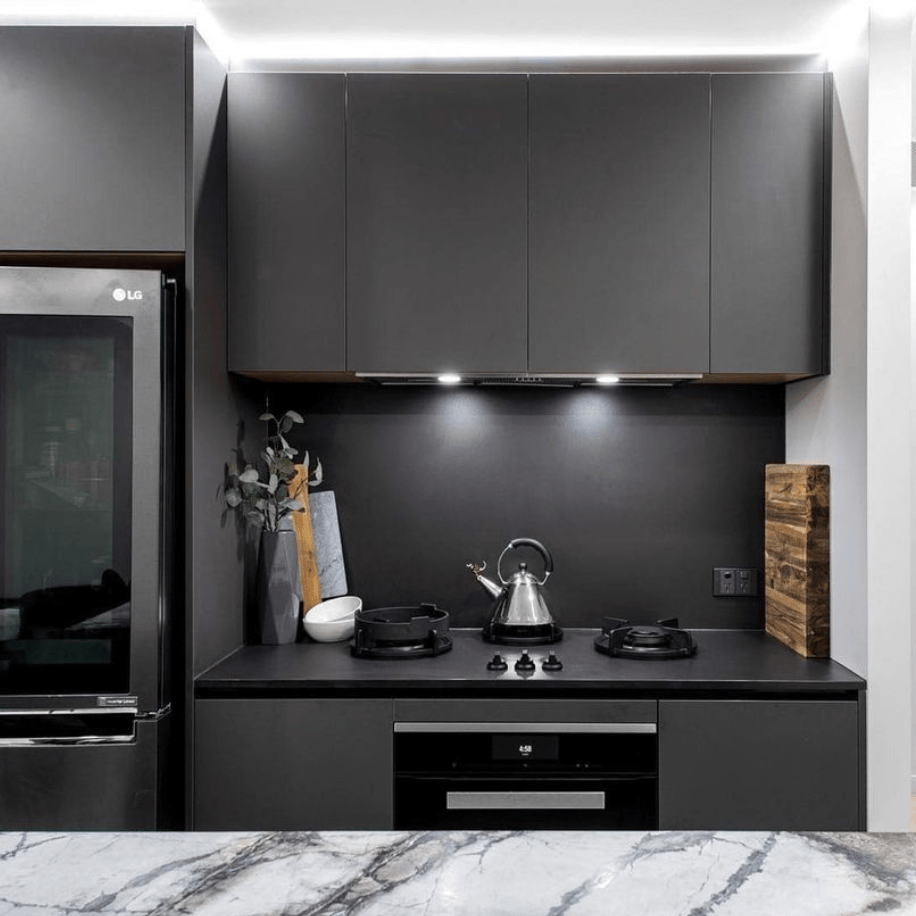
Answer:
[{"xmin": 195, "ymin": 629, "xmax": 865, "ymax": 698}]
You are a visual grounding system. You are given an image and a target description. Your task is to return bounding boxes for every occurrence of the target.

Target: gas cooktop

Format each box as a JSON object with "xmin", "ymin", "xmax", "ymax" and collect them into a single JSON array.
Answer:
[{"xmin": 350, "ymin": 611, "xmax": 697, "ymax": 673}]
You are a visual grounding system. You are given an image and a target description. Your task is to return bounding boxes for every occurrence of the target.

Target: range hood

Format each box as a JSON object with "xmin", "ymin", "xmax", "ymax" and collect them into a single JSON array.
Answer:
[{"xmin": 355, "ymin": 373, "xmax": 703, "ymax": 388}]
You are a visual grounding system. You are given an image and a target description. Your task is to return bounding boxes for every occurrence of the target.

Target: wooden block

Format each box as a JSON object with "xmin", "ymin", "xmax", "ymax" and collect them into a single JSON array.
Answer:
[
  {"xmin": 764, "ymin": 464, "xmax": 830, "ymax": 657},
  {"xmin": 286, "ymin": 465, "xmax": 323, "ymax": 615}
]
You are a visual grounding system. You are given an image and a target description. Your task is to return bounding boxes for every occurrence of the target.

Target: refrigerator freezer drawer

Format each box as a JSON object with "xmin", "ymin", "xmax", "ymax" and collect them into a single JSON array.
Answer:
[{"xmin": 0, "ymin": 715, "xmax": 165, "ymax": 830}]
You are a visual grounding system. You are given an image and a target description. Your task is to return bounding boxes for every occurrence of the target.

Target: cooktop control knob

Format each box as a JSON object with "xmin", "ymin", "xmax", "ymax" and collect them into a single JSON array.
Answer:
[
  {"xmin": 487, "ymin": 653, "xmax": 508, "ymax": 671},
  {"xmin": 515, "ymin": 651, "xmax": 536, "ymax": 673},
  {"xmin": 542, "ymin": 652, "xmax": 563, "ymax": 672}
]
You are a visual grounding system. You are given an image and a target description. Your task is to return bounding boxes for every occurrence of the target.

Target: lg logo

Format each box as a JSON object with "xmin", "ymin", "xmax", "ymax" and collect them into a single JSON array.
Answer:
[{"xmin": 112, "ymin": 288, "xmax": 143, "ymax": 302}]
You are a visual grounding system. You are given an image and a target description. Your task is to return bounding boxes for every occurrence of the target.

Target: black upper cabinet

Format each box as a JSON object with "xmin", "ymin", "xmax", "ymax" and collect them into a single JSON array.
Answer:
[
  {"xmin": 347, "ymin": 74, "xmax": 528, "ymax": 374},
  {"xmin": 529, "ymin": 74, "xmax": 711, "ymax": 375},
  {"xmin": 228, "ymin": 73, "xmax": 346, "ymax": 373},
  {"xmin": 711, "ymin": 73, "xmax": 828, "ymax": 376},
  {"xmin": 0, "ymin": 27, "xmax": 186, "ymax": 252},
  {"xmin": 223, "ymin": 70, "xmax": 829, "ymax": 379}
]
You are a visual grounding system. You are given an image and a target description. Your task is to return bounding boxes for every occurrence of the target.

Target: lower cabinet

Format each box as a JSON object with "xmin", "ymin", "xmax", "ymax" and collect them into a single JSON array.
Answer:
[
  {"xmin": 194, "ymin": 698, "xmax": 393, "ymax": 830},
  {"xmin": 658, "ymin": 699, "xmax": 860, "ymax": 830},
  {"xmin": 194, "ymin": 695, "xmax": 862, "ymax": 831}
]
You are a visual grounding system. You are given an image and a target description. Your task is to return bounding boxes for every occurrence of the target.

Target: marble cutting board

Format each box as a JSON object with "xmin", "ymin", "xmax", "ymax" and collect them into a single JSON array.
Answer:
[{"xmin": 310, "ymin": 490, "xmax": 347, "ymax": 599}]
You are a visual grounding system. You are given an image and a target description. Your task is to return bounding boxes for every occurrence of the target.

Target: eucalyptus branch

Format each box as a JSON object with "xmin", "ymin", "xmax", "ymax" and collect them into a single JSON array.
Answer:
[{"xmin": 223, "ymin": 408, "xmax": 323, "ymax": 532}]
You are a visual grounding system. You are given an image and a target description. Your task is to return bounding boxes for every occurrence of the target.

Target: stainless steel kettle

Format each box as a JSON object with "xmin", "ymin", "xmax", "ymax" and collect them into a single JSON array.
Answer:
[{"xmin": 467, "ymin": 538, "xmax": 562, "ymax": 644}]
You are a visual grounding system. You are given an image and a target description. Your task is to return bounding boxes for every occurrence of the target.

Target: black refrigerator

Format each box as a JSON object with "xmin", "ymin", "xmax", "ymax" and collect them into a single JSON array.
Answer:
[{"xmin": 0, "ymin": 266, "xmax": 178, "ymax": 829}]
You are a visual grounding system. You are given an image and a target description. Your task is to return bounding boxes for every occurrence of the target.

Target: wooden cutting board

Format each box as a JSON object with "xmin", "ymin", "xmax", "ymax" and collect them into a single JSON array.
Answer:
[
  {"xmin": 764, "ymin": 464, "xmax": 830, "ymax": 657},
  {"xmin": 287, "ymin": 465, "xmax": 322, "ymax": 614}
]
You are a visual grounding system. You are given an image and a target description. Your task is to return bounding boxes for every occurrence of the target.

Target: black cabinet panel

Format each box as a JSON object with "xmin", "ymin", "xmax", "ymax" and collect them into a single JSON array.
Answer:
[
  {"xmin": 347, "ymin": 74, "xmax": 528, "ymax": 374},
  {"xmin": 529, "ymin": 74, "xmax": 711, "ymax": 374},
  {"xmin": 194, "ymin": 698, "xmax": 393, "ymax": 829},
  {"xmin": 228, "ymin": 73, "xmax": 346, "ymax": 372},
  {"xmin": 711, "ymin": 73, "xmax": 827, "ymax": 375},
  {"xmin": 658, "ymin": 699, "xmax": 859, "ymax": 830},
  {"xmin": 0, "ymin": 27, "xmax": 186, "ymax": 252}
]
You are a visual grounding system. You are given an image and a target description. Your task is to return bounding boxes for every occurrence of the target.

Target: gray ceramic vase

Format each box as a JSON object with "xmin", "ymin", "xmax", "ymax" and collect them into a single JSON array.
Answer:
[{"xmin": 256, "ymin": 528, "xmax": 302, "ymax": 645}]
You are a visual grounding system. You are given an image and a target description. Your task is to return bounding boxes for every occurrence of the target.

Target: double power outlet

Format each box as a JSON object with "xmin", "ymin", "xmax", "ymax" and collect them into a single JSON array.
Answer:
[{"xmin": 712, "ymin": 567, "xmax": 758, "ymax": 597}]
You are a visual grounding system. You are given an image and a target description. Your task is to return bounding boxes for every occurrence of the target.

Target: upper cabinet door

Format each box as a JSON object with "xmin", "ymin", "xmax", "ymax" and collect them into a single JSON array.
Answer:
[
  {"xmin": 228, "ymin": 74, "xmax": 346, "ymax": 373},
  {"xmin": 710, "ymin": 73, "xmax": 828, "ymax": 376},
  {"xmin": 529, "ymin": 74, "xmax": 711, "ymax": 375},
  {"xmin": 0, "ymin": 27, "xmax": 186, "ymax": 252},
  {"xmin": 347, "ymin": 75, "xmax": 528, "ymax": 374}
]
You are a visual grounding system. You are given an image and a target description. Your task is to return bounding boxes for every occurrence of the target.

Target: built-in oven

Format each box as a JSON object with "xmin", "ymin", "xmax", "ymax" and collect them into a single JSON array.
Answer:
[{"xmin": 394, "ymin": 718, "xmax": 657, "ymax": 830}]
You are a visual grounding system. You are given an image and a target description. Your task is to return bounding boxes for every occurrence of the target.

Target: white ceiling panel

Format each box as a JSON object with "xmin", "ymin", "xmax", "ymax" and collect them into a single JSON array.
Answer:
[{"xmin": 0, "ymin": 0, "xmax": 865, "ymax": 66}]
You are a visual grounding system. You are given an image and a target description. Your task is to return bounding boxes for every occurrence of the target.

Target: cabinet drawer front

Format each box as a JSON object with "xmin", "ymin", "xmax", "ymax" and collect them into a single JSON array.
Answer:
[
  {"xmin": 394, "ymin": 699, "xmax": 657, "ymax": 724},
  {"xmin": 194, "ymin": 698, "xmax": 393, "ymax": 830},
  {"xmin": 658, "ymin": 699, "xmax": 858, "ymax": 830}
]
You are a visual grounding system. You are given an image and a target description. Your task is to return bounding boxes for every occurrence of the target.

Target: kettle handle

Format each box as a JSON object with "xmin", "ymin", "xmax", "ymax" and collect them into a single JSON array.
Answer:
[{"xmin": 497, "ymin": 538, "xmax": 554, "ymax": 585}]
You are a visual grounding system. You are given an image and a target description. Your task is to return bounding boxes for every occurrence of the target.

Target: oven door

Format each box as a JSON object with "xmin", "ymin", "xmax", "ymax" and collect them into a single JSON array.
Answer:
[{"xmin": 394, "ymin": 722, "xmax": 658, "ymax": 830}]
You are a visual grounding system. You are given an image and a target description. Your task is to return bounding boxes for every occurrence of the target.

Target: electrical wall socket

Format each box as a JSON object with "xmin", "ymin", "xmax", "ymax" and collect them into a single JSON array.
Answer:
[{"xmin": 712, "ymin": 567, "xmax": 758, "ymax": 597}]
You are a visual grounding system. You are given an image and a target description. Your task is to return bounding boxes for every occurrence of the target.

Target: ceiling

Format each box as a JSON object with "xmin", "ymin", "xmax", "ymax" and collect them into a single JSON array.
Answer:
[{"xmin": 0, "ymin": 0, "xmax": 868, "ymax": 68}]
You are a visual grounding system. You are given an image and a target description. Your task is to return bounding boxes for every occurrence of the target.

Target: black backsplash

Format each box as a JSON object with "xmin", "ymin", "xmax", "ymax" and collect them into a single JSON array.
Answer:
[{"xmin": 268, "ymin": 383, "xmax": 785, "ymax": 630}]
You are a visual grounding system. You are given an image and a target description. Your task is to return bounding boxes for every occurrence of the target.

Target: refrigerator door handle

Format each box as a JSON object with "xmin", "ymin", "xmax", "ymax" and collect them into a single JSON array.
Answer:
[
  {"xmin": 0, "ymin": 709, "xmax": 138, "ymax": 746},
  {"xmin": 0, "ymin": 707, "xmax": 138, "ymax": 716},
  {"xmin": 0, "ymin": 734, "xmax": 136, "ymax": 747}
]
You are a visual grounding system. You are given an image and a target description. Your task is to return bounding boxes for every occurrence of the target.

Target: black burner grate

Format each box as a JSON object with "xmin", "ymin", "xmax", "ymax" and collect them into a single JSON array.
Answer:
[
  {"xmin": 351, "ymin": 603, "xmax": 453, "ymax": 659},
  {"xmin": 594, "ymin": 617, "xmax": 697, "ymax": 660}
]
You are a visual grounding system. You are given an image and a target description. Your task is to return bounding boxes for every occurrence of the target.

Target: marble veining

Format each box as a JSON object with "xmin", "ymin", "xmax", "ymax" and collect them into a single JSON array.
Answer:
[{"xmin": 0, "ymin": 831, "xmax": 914, "ymax": 915}]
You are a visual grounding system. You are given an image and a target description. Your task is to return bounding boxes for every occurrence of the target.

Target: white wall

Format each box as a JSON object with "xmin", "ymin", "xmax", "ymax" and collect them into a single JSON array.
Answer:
[
  {"xmin": 787, "ymin": 5, "xmax": 914, "ymax": 831},
  {"xmin": 786, "ymin": 8, "xmax": 868, "ymax": 678},
  {"xmin": 865, "ymin": 4, "xmax": 913, "ymax": 831}
]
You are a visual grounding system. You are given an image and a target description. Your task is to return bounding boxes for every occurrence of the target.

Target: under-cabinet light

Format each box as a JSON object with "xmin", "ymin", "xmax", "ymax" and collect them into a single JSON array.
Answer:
[
  {"xmin": 437, "ymin": 373, "xmax": 462, "ymax": 385},
  {"xmin": 595, "ymin": 375, "xmax": 620, "ymax": 385}
]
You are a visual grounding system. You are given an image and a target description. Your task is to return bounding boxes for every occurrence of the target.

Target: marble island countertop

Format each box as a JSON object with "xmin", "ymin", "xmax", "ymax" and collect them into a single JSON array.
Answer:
[{"xmin": 1, "ymin": 830, "xmax": 915, "ymax": 915}]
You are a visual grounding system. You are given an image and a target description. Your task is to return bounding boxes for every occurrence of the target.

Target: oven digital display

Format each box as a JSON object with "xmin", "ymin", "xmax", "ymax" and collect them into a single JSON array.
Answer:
[{"xmin": 492, "ymin": 735, "xmax": 559, "ymax": 761}]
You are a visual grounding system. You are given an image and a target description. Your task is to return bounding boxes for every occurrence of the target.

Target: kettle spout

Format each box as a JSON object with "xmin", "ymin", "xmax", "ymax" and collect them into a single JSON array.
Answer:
[
  {"xmin": 476, "ymin": 574, "xmax": 504, "ymax": 600},
  {"xmin": 466, "ymin": 562, "xmax": 504, "ymax": 600}
]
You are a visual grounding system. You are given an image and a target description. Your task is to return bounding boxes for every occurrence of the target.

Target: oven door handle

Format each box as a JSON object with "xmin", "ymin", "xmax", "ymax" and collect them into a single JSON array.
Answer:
[
  {"xmin": 394, "ymin": 722, "xmax": 656, "ymax": 734},
  {"xmin": 447, "ymin": 791, "xmax": 607, "ymax": 811}
]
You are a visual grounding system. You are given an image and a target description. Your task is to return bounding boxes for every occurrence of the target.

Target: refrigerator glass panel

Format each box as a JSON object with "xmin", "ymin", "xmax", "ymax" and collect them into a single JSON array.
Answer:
[{"xmin": 0, "ymin": 316, "xmax": 133, "ymax": 694}]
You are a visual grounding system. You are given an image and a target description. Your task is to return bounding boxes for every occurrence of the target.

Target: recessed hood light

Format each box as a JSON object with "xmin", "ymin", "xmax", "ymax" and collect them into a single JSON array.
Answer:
[{"xmin": 356, "ymin": 372, "xmax": 702, "ymax": 388}]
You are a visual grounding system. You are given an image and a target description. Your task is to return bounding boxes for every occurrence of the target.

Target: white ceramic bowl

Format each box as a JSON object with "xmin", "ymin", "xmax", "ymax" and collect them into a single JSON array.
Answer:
[{"xmin": 303, "ymin": 596, "xmax": 362, "ymax": 642}]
